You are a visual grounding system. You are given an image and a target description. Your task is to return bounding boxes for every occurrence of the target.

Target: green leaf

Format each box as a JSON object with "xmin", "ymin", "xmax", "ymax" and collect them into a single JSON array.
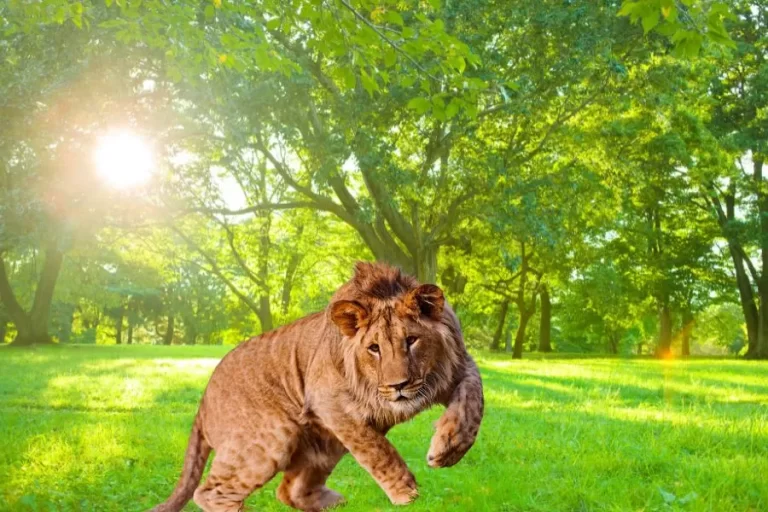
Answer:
[
  {"xmin": 204, "ymin": 5, "xmax": 215, "ymax": 21},
  {"xmin": 675, "ymin": 32, "xmax": 702, "ymax": 58},
  {"xmin": 339, "ymin": 67, "xmax": 356, "ymax": 90},
  {"xmin": 655, "ymin": 21, "xmax": 680, "ymax": 37},
  {"xmin": 617, "ymin": 2, "xmax": 639, "ymax": 17},
  {"xmin": 54, "ymin": 6, "xmax": 67, "ymax": 24},
  {"xmin": 710, "ymin": 2, "xmax": 734, "ymax": 18},
  {"xmin": 70, "ymin": 2, "xmax": 84, "ymax": 23},
  {"xmin": 384, "ymin": 11, "xmax": 404, "ymax": 27},
  {"xmin": 642, "ymin": 11, "xmax": 660, "ymax": 34},
  {"xmin": 445, "ymin": 99, "xmax": 460, "ymax": 119},
  {"xmin": 359, "ymin": 69, "xmax": 376, "ymax": 96},
  {"xmin": 383, "ymin": 49, "xmax": 397, "ymax": 67},
  {"xmin": 407, "ymin": 97, "xmax": 431, "ymax": 114},
  {"xmin": 448, "ymin": 55, "xmax": 466, "ymax": 73},
  {"xmin": 671, "ymin": 28, "xmax": 690, "ymax": 44}
]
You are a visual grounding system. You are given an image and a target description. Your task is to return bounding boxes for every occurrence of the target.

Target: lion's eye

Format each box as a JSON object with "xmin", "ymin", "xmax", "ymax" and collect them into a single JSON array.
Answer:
[
  {"xmin": 368, "ymin": 344, "xmax": 380, "ymax": 354},
  {"xmin": 406, "ymin": 336, "xmax": 418, "ymax": 348}
]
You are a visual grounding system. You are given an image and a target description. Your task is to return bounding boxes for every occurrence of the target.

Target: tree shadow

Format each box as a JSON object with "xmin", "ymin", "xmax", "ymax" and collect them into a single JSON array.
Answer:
[{"xmin": 3, "ymin": 347, "xmax": 767, "ymax": 511}]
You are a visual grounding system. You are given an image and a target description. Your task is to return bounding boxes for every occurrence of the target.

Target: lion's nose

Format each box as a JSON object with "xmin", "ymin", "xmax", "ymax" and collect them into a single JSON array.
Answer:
[{"xmin": 388, "ymin": 379, "xmax": 410, "ymax": 391}]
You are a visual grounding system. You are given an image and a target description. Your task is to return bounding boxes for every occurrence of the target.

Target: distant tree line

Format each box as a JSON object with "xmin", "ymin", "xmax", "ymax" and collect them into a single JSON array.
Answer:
[{"xmin": 0, "ymin": 0, "xmax": 764, "ymax": 358}]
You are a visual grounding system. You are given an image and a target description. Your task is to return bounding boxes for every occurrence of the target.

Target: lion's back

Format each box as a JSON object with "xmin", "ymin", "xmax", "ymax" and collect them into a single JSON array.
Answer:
[{"xmin": 198, "ymin": 311, "xmax": 330, "ymax": 447}]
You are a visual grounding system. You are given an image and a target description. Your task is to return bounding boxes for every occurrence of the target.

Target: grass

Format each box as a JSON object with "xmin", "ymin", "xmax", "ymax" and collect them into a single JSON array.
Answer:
[{"xmin": 1, "ymin": 346, "xmax": 767, "ymax": 512}]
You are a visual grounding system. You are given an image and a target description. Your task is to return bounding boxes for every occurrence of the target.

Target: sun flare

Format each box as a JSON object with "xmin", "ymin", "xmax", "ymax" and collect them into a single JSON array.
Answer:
[{"xmin": 93, "ymin": 131, "xmax": 154, "ymax": 189}]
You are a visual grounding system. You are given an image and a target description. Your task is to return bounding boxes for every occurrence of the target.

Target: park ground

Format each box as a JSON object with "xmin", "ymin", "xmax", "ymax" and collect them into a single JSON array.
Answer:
[{"xmin": 0, "ymin": 346, "xmax": 767, "ymax": 512}]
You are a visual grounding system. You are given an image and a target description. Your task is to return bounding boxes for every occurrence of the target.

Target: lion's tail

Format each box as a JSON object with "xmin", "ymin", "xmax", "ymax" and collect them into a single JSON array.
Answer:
[{"xmin": 151, "ymin": 413, "xmax": 211, "ymax": 512}]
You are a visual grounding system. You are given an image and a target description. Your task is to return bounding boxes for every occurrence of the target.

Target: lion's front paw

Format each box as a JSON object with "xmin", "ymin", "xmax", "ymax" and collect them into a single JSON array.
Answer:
[
  {"xmin": 427, "ymin": 410, "xmax": 474, "ymax": 468},
  {"xmin": 386, "ymin": 471, "xmax": 419, "ymax": 505}
]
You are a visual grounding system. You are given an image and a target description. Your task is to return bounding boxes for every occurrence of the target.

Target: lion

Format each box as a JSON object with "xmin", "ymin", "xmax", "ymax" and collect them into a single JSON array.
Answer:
[{"xmin": 153, "ymin": 261, "xmax": 484, "ymax": 512}]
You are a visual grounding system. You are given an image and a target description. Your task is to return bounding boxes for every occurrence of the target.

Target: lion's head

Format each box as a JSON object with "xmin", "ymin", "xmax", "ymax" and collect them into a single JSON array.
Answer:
[{"xmin": 329, "ymin": 262, "xmax": 464, "ymax": 414}]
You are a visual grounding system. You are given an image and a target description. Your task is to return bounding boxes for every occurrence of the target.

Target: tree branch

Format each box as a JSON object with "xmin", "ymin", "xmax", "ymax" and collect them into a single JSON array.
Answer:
[
  {"xmin": 219, "ymin": 221, "xmax": 268, "ymax": 289},
  {"xmin": 336, "ymin": 0, "xmax": 443, "ymax": 83},
  {"xmin": 253, "ymin": 139, "xmax": 360, "ymax": 226},
  {"xmin": 187, "ymin": 202, "xmax": 319, "ymax": 216},
  {"xmin": 358, "ymin": 161, "xmax": 418, "ymax": 250},
  {"xmin": 168, "ymin": 225, "xmax": 262, "ymax": 315}
]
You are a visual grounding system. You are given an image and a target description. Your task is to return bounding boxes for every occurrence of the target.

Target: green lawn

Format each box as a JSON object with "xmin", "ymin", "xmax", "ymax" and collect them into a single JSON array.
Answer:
[{"xmin": 1, "ymin": 346, "xmax": 767, "ymax": 512}]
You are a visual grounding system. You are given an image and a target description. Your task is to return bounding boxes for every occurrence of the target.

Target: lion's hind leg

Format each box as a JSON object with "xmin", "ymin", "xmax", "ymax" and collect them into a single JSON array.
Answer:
[
  {"xmin": 194, "ymin": 429, "xmax": 299, "ymax": 512},
  {"xmin": 276, "ymin": 439, "xmax": 346, "ymax": 511}
]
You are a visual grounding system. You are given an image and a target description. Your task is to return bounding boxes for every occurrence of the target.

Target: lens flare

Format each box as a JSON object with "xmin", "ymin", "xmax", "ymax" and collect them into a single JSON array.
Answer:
[{"xmin": 93, "ymin": 131, "xmax": 154, "ymax": 188}]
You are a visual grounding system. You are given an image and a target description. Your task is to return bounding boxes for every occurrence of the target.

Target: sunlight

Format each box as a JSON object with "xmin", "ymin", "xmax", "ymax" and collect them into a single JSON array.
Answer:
[{"xmin": 93, "ymin": 131, "xmax": 154, "ymax": 188}]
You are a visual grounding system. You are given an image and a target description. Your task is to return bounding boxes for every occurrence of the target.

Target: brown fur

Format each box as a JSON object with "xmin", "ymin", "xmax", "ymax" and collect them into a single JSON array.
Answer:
[{"xmin": 152, "ymin": 262, "xmax": 484, "ymax": 512}]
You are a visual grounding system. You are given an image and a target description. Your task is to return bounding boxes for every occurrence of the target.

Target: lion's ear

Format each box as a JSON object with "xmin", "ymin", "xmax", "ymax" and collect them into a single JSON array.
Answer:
[
  {"xmin": 330, "ymin": 300, "xmax": 369, "ymax": 337},
  {"xmin": 404, "ymin": 284, "xmax": 445, "ymax": 321}
]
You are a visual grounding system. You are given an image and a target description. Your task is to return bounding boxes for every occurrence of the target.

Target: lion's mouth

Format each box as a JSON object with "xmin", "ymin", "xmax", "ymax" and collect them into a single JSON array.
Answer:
[{"xmin": 382, "ymin": 380, "xmax": 424, "ymax": 403}]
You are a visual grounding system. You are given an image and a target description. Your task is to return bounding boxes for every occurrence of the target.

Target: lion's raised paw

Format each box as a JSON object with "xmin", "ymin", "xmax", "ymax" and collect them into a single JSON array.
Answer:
[{"xmin": 427, "ymin": 410, "xmax": 474, "ymax": 468}]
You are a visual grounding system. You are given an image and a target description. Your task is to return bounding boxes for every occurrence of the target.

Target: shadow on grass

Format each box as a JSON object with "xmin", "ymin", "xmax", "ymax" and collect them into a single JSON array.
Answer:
[
  {"xmin": 1, "ymin": 408, "xmax": 199, "ymax": 511},
  {"xmin": 2, "ymin": 346, "xmax": 767, "ymax": 511},
  {"xmin": 478, "ymin": 361, "xmax": 768, "ymax": 407}
]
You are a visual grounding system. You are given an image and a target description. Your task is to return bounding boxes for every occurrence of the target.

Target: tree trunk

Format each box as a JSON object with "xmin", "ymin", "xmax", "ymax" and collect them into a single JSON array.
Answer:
[
  {"xmin": 490, "ymin": 298, "xmax": 510, "ymax": 351},
  {"xmin": 0, "ymin": 320, "xmax": 6, "ymax": 344},
  {"xmin": 127, "ymin": 321, "xmax": 134, "ymax": 345},
  {"xmin": 681, "ymin": 309, "xmax": 693, "ymax": 357},
  {"xmin": 729, "ymin": 246, "xmax": 759, "ymax": 357},
  {"xmin": 257, "ymin": 295, "xmax": 273, "ymax": 333},
  {"xmin": 656, "ymin": 303, "xmax": 672, "ymax": 358},
  {"xmin": 512, "ymin": 241, "xmax": 535, "ymax": 359},
  {"xmin": 256, "ymin": 201, "xmax": 274, "ymax": 333},
  {"xmin": 712, "ymin": 182, "xmax": 759, "ymax": 357},
  {"xmin": 757, "ymin": 157, "xmax": 768, "ymax": 359},
  {"xmin": 56, "ymin": 303, "xmax": 75, "ymax": 344},
  {"xmin": 416, "ymin": 245, "xmax": 438, "ymax": 283},
  {"xmin": 759, "ymin": 298, "xmax": 768, "ymax": 359},
  {"xmin": 162, "ymin": 315, "xmax": 175, "ymax": 345},
  {"xmin": 26, "ymin": 247, "xmax": 64, "ymax": 345},
  {"xmin": 184, "ymin": 322, "xmax": 197, "ymax": 345},
  {"xmin": 0, "ymin": 246, "xmax": 64, "ymax": 346},
  {"xmin": 281, "ymin": 253, "xmax": 302, "ymax": 315},
  {"xmin": 512, "ymin": 312, "xmax": 532, "ymax": 359},
  {"xmin": 115, "ymin": 306, "xmax": 124, "ymax": 345},
  {"xmin": 538, "ymin": 285, "xmax": 552, "ymax": 352},
  {"xmin": 607, "ymin": 332, "xmax": 619, "ymax": 354}
]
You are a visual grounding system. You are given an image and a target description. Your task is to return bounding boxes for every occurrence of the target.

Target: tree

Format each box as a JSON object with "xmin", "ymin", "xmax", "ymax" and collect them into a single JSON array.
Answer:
[
  {"xmin": 705, "ymin": 2, "xmax": 768, "ymax": 358},
  {"xmin": 0, "ymin": 6, "xmax": 170, "ymax": 344},
  {"xmin": 1, "ymin": 0, "xmax": 751, "ymax": 355}
]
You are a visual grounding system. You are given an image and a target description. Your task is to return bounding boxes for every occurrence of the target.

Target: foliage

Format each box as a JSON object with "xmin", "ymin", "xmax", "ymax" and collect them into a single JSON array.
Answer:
[
  {"xmin": 0, "ymin": 0, "xmax": 764, "ymax": 358},
  {"xmin": 619, "ymin": 0, "xmax": 735, "ymax": 56},
  {"xmin": 693, "ymin": 303, "xmax": 747, "ymax": 354}
]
